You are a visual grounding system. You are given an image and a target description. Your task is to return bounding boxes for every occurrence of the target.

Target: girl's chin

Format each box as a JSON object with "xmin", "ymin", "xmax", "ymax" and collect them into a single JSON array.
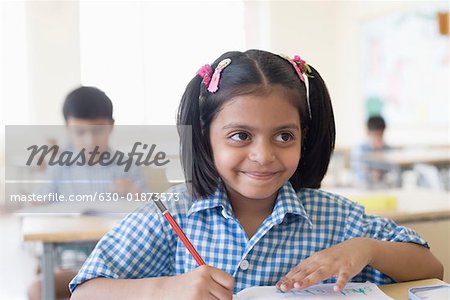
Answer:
[{"xmin": 231, "ymin": 186, "xmax": 280, "ymax": 201}]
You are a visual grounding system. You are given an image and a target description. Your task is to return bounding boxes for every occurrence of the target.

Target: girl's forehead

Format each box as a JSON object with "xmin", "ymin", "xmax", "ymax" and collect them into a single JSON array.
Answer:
[
  {"xmin": 223, "ymin": 84, "xmax": 303, "ymax": 109},
  {"xmin": 225, "ymin": 85, "xmax": 299, "ymax": 111},
  {"xmin": 212, "ymin": 91, "xmax": 301, "ymax": 130}
]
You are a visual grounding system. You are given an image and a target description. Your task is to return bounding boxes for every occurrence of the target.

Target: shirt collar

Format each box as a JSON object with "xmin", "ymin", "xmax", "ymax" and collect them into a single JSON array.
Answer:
[
  {"xmin": 271, "ymin": 182, "xmax": 313, "ymax": 227},
  {"xmin": 187, "ymin": 182, "xmax": 313, "ymax": 227},
  {"xmin": 187, "ymin": 184, "xmax": 235, "ymax": 219}
]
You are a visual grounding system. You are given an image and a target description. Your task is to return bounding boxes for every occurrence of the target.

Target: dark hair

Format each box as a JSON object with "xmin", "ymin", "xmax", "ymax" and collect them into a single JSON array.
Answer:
[
  {"xmin": 62, "ymin": 86, "xmax": 114, "ymax": 121},
  {"xmin": 177, "ymin": 50, "xmax": 335, "ymax": 198},
  {"xmin": 367, "ymin": 116, "xmax": 386, "ymax": 131}
]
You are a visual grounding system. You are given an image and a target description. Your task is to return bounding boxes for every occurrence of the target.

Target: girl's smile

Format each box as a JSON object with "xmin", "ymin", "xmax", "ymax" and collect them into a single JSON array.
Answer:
[{"xmin": 241, "ymin": 170, "xmax": 281, "ymax": 181}]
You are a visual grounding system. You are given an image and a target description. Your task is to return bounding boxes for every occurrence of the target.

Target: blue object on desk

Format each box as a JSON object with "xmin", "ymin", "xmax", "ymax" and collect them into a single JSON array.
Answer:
[{"xmin": 409, "ymin": 284, "xmax": 450, "ymax": 300}]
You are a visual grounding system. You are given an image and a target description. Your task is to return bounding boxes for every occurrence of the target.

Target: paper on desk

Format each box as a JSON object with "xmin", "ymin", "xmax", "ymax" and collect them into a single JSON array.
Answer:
[{"xmin": 233, "ymin": 282, "xmax": 393, "ymax": 300}]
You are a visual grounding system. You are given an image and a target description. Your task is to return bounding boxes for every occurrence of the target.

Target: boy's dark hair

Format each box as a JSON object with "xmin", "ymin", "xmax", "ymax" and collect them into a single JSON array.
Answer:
[
  {"xmin": 367, "ymin": 116, "xmax": 386, "ymax": 131},
  {"xmin": 177, "ymin": 50, "xmax": 335, "ymax": 198},
  {"xmin": 62, "ymin": 86, "xmax": 114, "ymax": 121}
]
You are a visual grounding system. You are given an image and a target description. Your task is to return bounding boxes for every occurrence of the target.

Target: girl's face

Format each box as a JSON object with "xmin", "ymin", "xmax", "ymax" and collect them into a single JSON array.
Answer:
[{"xmin": 209, "ymin": 86, "xmax": 302, "ymax": 203}]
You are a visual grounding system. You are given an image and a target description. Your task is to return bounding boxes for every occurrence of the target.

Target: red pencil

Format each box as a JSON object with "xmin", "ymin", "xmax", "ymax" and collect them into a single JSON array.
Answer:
[{"xmin": 153, "ymin": 199, "xmax": 206, "ymax": 266}]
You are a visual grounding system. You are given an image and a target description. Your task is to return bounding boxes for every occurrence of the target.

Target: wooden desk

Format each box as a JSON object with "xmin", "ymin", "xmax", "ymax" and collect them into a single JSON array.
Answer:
[
  {"xmin": 21, "ymin": 208, "xmax": 450, "ymax": 300},
  {"xmin": 22, "ymin": 216, "xmax": 121, "ymax": 300},
  {"xmin": 329, "ymin": 188, "xmax": 450, "ymax": 223},
  {"xmin": 362, "ymin": 148, "xmax": 450, "ymax": 169},
  {"xmin": 361, "ymin": 148, "xmax": 450, "ymax": 186},
  {"xmin": 22, "ymin": 216, "xmax": 120, "ymax": 242},
  {"xmin": 369, "ymin": 189, "xmax": 450, "ymax": 223},
  {"xmin": 380, "ymin": 278, "xmax": 447, "ymax": 299}
]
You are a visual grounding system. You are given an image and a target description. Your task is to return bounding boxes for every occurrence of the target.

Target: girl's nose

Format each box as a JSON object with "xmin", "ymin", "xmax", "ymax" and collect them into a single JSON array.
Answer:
[{"xmin": 248, "ymin": 140, "xmax": 275, "ymax": 165}]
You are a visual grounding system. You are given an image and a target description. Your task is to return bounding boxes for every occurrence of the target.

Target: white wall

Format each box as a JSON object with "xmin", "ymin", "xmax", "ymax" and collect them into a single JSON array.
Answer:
[
  {"xmin": 264, "ymin": 1, "xmax": 347, "ymax": 146},
  {"xmin": 78, "ymin": 1, "xmax": 245, "ymax": 125},
  {"xmin": 0, "ymin": 1, "xmax": 29, "ymax": 126},
  {"xmin": 258, "ymin": 0, "xmax": 449, "ymax": 148},
  {"xmin": 1, "ymin": 1, "xmax": 448, "ymax": 146},
  {"xmin": 337, "ymin": 1, "xmax": 449, "ymax": 147},
  {"xmin": 25, "ymin": 1, "xmax": 81, "ymax": 125}
]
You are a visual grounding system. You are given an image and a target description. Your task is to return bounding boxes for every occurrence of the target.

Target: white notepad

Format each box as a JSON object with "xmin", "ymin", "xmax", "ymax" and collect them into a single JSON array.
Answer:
[{"xmin": 233, "ymin": 282, "xmax": 393, "ymax": 300}]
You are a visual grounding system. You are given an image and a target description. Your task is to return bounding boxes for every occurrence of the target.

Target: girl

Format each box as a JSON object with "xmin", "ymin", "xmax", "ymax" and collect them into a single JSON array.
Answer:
[{"xmin": 70, "ymin": 50, "xmax": 442, "ymax": 300}]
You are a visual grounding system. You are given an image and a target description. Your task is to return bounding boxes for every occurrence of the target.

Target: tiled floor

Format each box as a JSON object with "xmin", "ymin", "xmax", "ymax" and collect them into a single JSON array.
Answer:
[{"xmin": 0, "ymin": 214, "xmax": 38, "ymax": 300}]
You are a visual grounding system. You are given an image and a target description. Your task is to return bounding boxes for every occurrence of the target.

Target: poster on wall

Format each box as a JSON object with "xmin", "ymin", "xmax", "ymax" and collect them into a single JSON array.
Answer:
[{"xmin": 360, "ymin": 3, "xmax": 449, "ymax": 129}]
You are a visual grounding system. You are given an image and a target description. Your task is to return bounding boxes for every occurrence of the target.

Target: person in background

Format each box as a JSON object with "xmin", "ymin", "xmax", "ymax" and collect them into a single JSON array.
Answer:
[
  {"xmin": 351, "ymin": 115, "xmax": 393, "ymax": 188},
  {"xmin": 27, "ymin": 86, "xmax": 147, "ymax": 300}
]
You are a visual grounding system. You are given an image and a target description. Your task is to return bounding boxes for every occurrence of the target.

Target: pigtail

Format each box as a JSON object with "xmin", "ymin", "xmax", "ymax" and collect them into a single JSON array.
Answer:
[
  {"xmin": 293, "ymin": 66, "xmax": 336, "ymax": 189},
  {"xmin": 177, "ymin": 75, "xmax": 220, "ymax": 198}
]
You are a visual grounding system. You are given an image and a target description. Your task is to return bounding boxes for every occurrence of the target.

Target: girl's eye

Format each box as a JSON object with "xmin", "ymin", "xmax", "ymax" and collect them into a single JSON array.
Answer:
[
  {"xmin": 275, "ymin": 132, "xmax": 294, "ymax": 142},
  {"xmin": 230, "ymin": 132, "xmax": 250, "ymax": 141}
]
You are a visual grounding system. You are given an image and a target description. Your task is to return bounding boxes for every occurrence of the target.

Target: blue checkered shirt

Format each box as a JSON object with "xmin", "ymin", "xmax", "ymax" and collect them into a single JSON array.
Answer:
[{"xmin": 69, "ymin": 182, "xmax": 428, "ymax": 293}]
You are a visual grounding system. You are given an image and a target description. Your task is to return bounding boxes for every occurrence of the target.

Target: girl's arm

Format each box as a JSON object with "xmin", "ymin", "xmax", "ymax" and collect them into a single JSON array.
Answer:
[
  {"xmin": 368, "ymin": 238, "xmax": 444, "ymax": 281},
  {"xmin": 71, "ymin": 265, "xmax": 235, "ymax": 300},
  {"xmin": 277, "ymin": 199, "xmax": 443, "ymax": 293},
  {"xmin": 276, "ymin": 237, "xmax": 443, "ymax": 292}
]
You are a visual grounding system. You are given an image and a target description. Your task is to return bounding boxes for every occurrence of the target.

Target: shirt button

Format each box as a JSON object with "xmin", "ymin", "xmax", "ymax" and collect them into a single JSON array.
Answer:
[
  {"xmin": 221, "ymin": 210, "xmax": 229, "ymax": 219},
  {"xmin": 240, "ymin": 259, "xmax": 249, "ymax": 270}
]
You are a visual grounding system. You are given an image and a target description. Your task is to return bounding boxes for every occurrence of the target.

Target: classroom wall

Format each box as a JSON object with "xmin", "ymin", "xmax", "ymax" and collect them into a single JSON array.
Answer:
[
  {"xmin": 262, "ymin": 0, "xmax": 449, "ymax": 148},
  {"xmin": 25, "ymin": 1, "xmax": 80, "ymax": 125},
  {"xmin": 2, "ymin": 1, "xmax": 449, "ymax": 146},
  {"xmin": 262, "ymin": 1, "xmax": 345, "ymax": 146}
]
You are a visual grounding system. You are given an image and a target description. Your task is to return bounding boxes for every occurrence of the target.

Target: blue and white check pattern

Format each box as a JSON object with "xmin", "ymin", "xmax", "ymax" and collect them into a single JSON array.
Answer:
[{"xmin": 69, "ymin": 182, "xmax": 428, "ymax": 294}]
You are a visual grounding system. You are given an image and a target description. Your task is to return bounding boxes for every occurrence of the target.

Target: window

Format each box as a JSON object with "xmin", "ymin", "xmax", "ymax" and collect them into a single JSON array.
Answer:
[
  {"xmin": 79, "ymin": 1, "xmax": 245, "ymax": 125},
  {"xmin": 0, "ymin": 1, "xmax": 29, "ymax": 128}
]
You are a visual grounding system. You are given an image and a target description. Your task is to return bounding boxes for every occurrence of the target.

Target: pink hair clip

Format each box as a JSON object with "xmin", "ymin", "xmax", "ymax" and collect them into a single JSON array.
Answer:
[
  {"xmin": 292, "ymin": 55, "xmax": 306, "ymax": 80},
  {"xmin": 196, "ymin": 64, "xmax": 213, "ymax": 87},
  {"xmin": 280, "ymin": 54, "xmax": 313, "ymax": 119},
  {"xmin": 207, "ymin": 58, "xmax": 231, "ymax": 93},
  {"xmin": 280, "ymin": 54, "xmax": 312, "ymax": 82}
]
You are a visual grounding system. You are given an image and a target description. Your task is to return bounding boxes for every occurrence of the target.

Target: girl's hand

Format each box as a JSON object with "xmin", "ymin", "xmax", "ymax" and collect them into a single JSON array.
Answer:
[
  {"xmin": 161, "ymin": 265, "xmax": 235, "ymax": 300},
  {"xmin": 276, "ymin": 237, "xmax": 374, "ymax": 292}
]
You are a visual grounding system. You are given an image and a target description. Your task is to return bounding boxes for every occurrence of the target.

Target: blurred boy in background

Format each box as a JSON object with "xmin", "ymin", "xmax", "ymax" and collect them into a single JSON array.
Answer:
[
  {"xmin": 351, "ymin": 115, "xmax": 393, "ymax": 188},
  {"xmin": 27, "ymin": 86, "xmax": 147, "ymax": 300}
]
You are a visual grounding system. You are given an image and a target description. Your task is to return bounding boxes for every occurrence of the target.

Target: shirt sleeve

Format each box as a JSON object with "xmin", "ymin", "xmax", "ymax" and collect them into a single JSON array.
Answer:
[
  {"xmin": 36, "ymin": 165, "xmax": 60, "ymax": 195},
  {"xmin": 69, "ymin": 202, "xmax": 176, "ymax": 293},
  {"xmin": 350, "ymin": 145, "xmax": 368, "ymax": 185},
  {"xmin": 344, "ymin": 201, "xmax": 429, "ymax": 284}
]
